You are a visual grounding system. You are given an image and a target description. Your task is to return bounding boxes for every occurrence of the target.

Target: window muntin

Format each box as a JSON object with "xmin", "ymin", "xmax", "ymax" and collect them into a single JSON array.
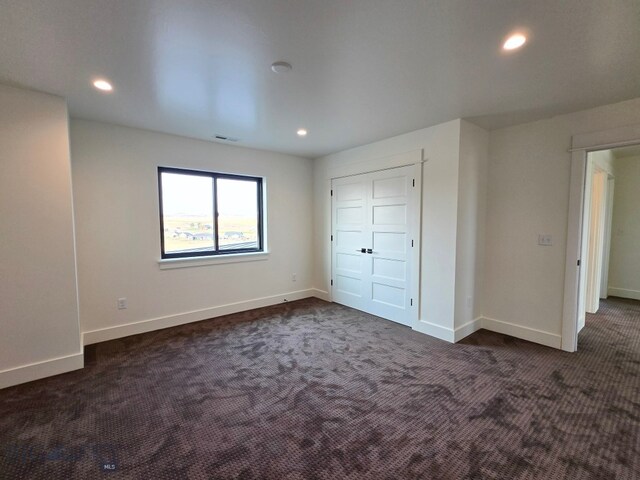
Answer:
[{"xmin": 158, "ymin": 167, "xmax": 263, "ymax": 259}]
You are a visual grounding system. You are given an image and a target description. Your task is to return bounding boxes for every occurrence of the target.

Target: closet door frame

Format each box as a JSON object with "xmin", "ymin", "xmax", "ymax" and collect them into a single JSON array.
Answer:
[{"xmin": 330, "ymin": 162, "xmax": 422, "ymax": 328}]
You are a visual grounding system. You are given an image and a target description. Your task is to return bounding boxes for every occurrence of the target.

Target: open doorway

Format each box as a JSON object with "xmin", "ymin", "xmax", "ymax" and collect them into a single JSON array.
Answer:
[
  {"xmin": 577, "ymin": 145, "xmax": 640, "ymax": 335},
  {"xmin": 563, "ymin": 125, "xmax": 640, "ymax": 352}
]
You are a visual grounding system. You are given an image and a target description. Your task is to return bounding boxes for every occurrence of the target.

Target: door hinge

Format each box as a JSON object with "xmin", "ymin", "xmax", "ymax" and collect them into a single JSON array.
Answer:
[
  {"xmin": 410, "ymin": 298, "xmax": 413, "ymax": 306},
  {"xmin": 331, "ymin": 234, "xmax": 333, "ymax": 241},
  {"xmin": 330, "ymin": 189, "xmax": 333, "ymax": 196},
  {"xmin": 412, "ymin": 179, "xmax": 415, "ymax": 187},
  {"xmin": 411, "ymin": 239, "xmax": 414, "ymax": 247},
  {"xmin": 577, "ymin": 259, "xmax": 581, "ymax": 266},
  {"xmin": 331, "ymin": 279, "xmax": 333, "ymax": 286}
]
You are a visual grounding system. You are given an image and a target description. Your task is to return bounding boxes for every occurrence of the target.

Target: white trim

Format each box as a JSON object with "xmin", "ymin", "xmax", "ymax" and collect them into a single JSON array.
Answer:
[
  {"xmin": 454, "ymin": 317, "xmax": 482, "ymax": 342},
  {"xmin": 311, "ymin": 288, "xmax": 331, "ymax": 302},
  {"xmin": 568, "ymin": 139, "xmax": 640, "ymax": 153},
  {"xmin": 562, "ymin": 150, "xmax": 587, "ymax": 352},
  {"xmin": 608, "ymin": 287, "xmax": 640, "ymax": 301},
  {"xmin": 413, "ymin": 315, "xmax": 559, "ymax": 348},
  {"xmin": 412, "ymin": 320, "xmax": 455, "ymax": 343},
  {"xmin": 158, "ymin": 251, "xmax": 269, "ymax": 269},
  {"xmin": 83, "ymin": 288, "xmax": 320, "ymax": 345},
  {"xmin": 482, "ymin": 317, "xmax": 562, "ymax": 349},
  {"xmin": 570, "ymin": 124, "xmax": 640, "ymax": 151},
  {"xmin": 329, "ymin": 149, "xmax": 423, "ymax": 180},
  {"xmin": 410, "ymin": 161, "xmax": 423, "ymax": 329},
  {"xmin": 0, "ymin": 352, "xmax": 84, "ymax": 390}
]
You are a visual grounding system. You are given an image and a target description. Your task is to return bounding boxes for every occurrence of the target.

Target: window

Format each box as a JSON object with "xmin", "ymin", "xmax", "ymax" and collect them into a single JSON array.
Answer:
[{"xmin": 158, "ymin": 167, "xmax": 263, "ymax": 259}]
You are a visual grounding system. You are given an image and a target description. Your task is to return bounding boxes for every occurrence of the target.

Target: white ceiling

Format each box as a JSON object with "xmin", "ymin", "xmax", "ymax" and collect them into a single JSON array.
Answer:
[{"xmin": 1, "ymin": 0, "xmax": 639, "ymax": 158}]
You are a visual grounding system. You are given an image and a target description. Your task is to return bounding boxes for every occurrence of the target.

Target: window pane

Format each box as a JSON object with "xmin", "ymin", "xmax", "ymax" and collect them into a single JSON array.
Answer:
[
  {"xmin": 161, "ymin": 172, "xmax": 215, "ymax": 255},
  {"xmin": 217, "ymin": 178, "xmax": 259, "ymax": 250}
]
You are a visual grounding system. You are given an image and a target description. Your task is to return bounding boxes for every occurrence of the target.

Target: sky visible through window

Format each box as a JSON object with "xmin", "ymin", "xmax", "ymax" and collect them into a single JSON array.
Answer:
[
  {"xmin": 161, "ymin": 173, "xmax": 258, "ymax": 217},
  {"xmin": 162, "ymin": 173, "xmax": 213, "ymax": 217}
]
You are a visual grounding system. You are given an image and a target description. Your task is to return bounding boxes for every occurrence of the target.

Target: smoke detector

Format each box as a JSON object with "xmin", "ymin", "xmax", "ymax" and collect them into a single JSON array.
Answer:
[{"xmin": 271, "ymin": 61, "xmax": 292, "ymax": 74}]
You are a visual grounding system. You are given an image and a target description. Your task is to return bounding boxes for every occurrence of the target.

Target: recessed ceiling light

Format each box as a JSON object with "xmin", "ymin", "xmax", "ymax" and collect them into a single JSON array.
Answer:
[
  {"xmin": 503, "ymin": 33, "xmax": 527, "ymax": 51},
  {"xmin": 93, "ymin": 79, "xmax": 113, "ymax": 92},
  {"xmin": 297, "ymin": 128, "xmax": 308, "ymax": 137},
  {"xmin": 271, "ymin": 61, "xmax": 292, "ymax": 74}
]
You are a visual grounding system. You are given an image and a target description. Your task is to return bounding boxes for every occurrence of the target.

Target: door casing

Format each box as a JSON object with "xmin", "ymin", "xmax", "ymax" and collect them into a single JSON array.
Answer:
[
  {"xmin": 330, "ymin": 163, "xmax": 422, "ymax": 328},
  {"xmin": 563, "ymin": 124, "xmax": 640, "ymax": 352}
]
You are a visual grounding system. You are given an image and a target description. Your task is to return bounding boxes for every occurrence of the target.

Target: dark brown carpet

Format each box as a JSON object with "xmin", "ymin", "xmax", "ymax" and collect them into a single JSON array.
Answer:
[{"xmin": 0, "ymin": 297, "xmax": 638, "ymax": 479}]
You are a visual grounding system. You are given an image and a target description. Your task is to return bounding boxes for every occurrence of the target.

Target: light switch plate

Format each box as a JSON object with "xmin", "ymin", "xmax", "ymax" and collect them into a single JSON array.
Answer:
[{"xmin": 538, "ymin": 234, "xmax": 553, "ymax": 246}]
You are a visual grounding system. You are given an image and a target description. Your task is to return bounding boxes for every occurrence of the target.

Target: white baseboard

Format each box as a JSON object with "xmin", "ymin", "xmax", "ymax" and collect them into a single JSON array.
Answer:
[
  {"xmin": 454, "ymin": 317, "xmax": 483, "ymax": 342},
  {"xmin": 480, "ymin": 316, "xmax": 562, "ymax": 349},
  {"xmin": 412, "ymin": 320, "xmax": 455, "ymax": 343},
  {"xmin": 412, "ymin": 317, "xmax": 481, "ymax": 343},
  {"xmin": 412, "ymin": 315, "xmax": 560, "ymax": 349},
  {"xmin": 310, "ymin": 288, "xmax": 331, "ymax": 302},
  {"xmin": 608, "ymin": 287, "xmax": 640, "ymax": 301},
  {"xmin": 83, "ymin": 288, "xmax": 322, "ymax": 345},
  {"xmin": 0, "ymin": 352, "xmax": 84, "ymax": 390}
]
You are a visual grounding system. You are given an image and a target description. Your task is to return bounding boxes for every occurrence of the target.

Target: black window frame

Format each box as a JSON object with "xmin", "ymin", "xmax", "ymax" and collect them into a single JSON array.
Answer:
[{"xmin": 158, "ymin": 166, "xmax": 264, "ymax": 259}]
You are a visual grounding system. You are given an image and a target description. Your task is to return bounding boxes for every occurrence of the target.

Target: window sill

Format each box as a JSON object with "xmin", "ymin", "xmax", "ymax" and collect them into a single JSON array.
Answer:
[{"xmin": 158, "ymin": 251, "xmax": 269, "ymax": 270}]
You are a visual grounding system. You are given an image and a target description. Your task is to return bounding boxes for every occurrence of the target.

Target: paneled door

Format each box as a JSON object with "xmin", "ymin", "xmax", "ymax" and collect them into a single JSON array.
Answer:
[{"xmin": 331, "ymin": 165, "xmax": 418, "ymax": 326}]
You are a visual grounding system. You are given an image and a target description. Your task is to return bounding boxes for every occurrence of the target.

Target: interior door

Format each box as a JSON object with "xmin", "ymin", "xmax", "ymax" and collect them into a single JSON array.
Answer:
[
  {"xmin": 586, "ymin": 169, "xmax": 607, "ymax": 313},
  {"xmin": 331, "ymin": 176, "xmax": 369, "ymax": 314},
  {"xmin": 331, "ymin": 165, "xmax": 417, "ymax": 326}
]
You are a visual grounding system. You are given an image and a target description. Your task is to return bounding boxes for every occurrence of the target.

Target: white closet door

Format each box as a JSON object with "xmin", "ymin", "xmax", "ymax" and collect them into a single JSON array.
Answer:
[
  {"xmin": 332, "ymin": 175, "xmax": 369, "ymax": 313},
  {"xmin": 332, "ymin": 165, "xmax": 416, "ymax": 326}
]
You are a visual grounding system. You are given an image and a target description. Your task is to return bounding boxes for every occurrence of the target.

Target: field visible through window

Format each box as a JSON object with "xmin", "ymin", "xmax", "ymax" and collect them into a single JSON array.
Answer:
[{"xmin": 163, "ymin": 215, "xmax": 258, "ymax": 254}]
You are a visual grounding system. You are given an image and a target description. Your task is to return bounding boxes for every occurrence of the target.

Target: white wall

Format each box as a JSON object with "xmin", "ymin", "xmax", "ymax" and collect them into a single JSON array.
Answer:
[
  {"xmin": 313, "ymin": 119, "xmax": 489, "ymax": 341},
  {"xmin": 0, "ymin": 84, "xmax": 83, "ymax": 388},
  {"xmin": 455, "ymin": 121, "xmax": 489, "ymax": 330},
  {"xmin": 70, "ymin": 119, "xmax": 314, "ymax": 343},
  {"xmin": 417, "ymin": 122, "xmax": 461, "ymax": 335},
  {"xmin": 484, "ymin": 97, "xmax": 640, "ymax": 348},
  {"xmin": 608, "ymin": 155, "xmax": 640, "ymax": 300}
]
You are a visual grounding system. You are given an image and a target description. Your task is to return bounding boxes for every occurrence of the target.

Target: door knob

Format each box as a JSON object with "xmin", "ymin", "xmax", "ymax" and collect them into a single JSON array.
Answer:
[{"xmin": 361, "ymin": 248, "xmax": 367, "ymax": 253}]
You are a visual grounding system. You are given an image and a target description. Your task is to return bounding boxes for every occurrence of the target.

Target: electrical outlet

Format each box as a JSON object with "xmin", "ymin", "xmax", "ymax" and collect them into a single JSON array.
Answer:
[
  {"xmin": 538, "ymin": 234, "xmax": 553, "ymax": 246},
  {"xmin": 117, "ymin": 297, "xmax": 128, "ymax": 310},
  {"xmin": 292, "ymin": 273, "xmax": 297, "ymax": 282}
]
